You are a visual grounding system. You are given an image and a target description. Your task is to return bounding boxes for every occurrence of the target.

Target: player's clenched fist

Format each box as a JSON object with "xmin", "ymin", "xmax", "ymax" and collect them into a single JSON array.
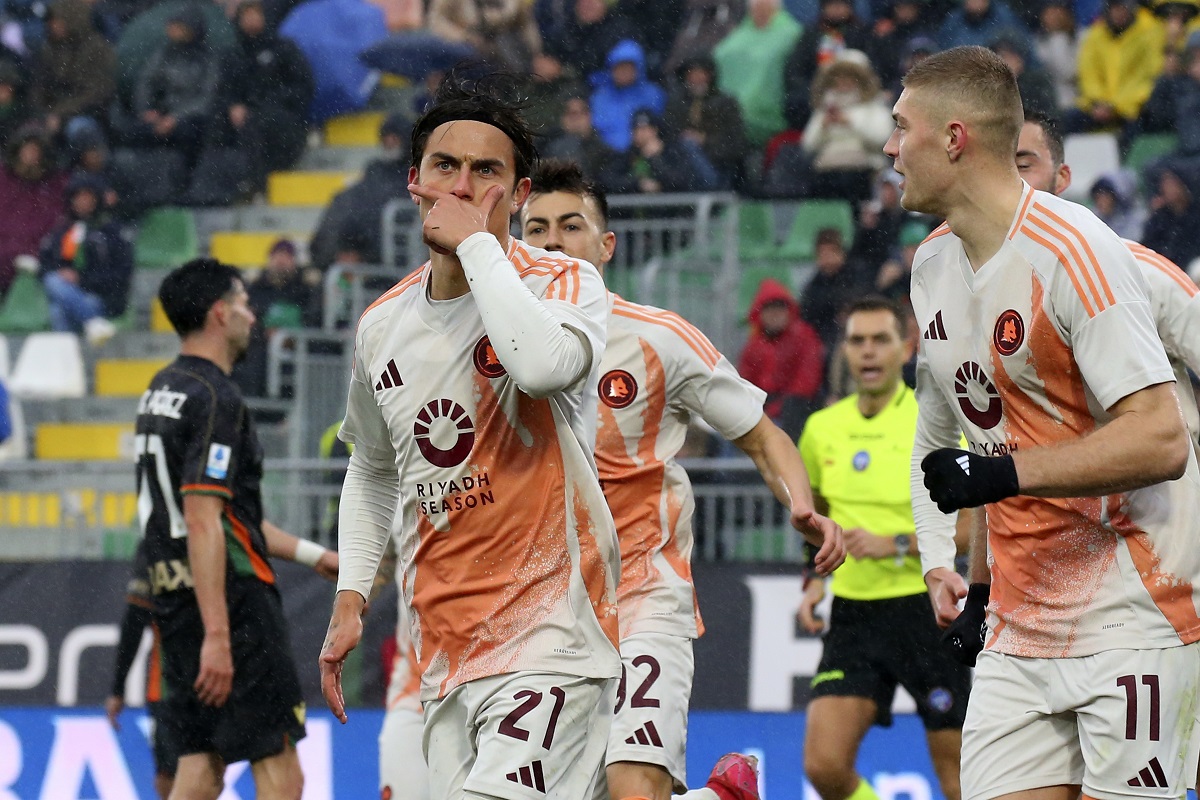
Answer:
[
  {"xmin": 410, "ymin": 182, "xmax": 505, "ymax": 253},
  {"xmin": 942, "ymin": 582, "xmax": 990, "ymax": 667},
  {"xmin": 921, "ymin": 448, "xmax": 1019, "ymax": 513}
]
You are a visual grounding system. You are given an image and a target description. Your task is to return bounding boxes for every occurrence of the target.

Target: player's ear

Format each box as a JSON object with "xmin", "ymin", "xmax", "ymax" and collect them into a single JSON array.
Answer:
[
  {"xmin": 408, "ymin": 166, "xmax": 420, "ymax": 205},
  {"xmin": 600, "ymin": 231, "xmax": 616, "ymax": 265},
  {"xmin": 1055, "ymin": 163, "xmax": 1072, "ymax": 195},
  {"xmin": 510, "ymin": 176, "xmax": 532, "ymax": 212},
  {"xmin": 946, "ymin": 120, "xmax": 967, "ymax": 162}
]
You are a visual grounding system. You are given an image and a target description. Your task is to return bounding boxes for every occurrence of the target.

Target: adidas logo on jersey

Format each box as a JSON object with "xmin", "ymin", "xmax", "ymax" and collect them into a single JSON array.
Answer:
[
  {"xmin": 1127, "ymin": 757, "xmax": 1169, "ymax": 788},
  {"xmin": 624, "ymin": 720, "xmax": 664, "ymax": 747},
  {"xmin": 956, "ymin": 455, "xmax": 971, "ymax": 476},
  {"xmin": 923, "ymin": 311, "xmax": 948, "ymax": 340},
  {"xmin": 506, "ymin": 760, "xmax": 546, "ymax": 793},
  {"xmin": 375, "ymin": 359, "xmax": 403, "ymax": 391}
]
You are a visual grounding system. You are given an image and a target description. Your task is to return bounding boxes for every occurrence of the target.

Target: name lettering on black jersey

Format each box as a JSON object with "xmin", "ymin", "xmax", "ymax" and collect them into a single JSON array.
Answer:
[
  {"xmin": 138, "ymin": 386, "xmax": 188, "ymax": 419},
  {"xmin": 375, "ymin": 359, "xmax": 404, "ymax": 392}
]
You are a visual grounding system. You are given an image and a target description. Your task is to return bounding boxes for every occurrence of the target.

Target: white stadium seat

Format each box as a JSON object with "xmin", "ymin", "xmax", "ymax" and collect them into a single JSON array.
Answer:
[
  {"xmin": 1061, "ymin": 133, "xmax": 1121, "ymax": 203},
  {"xmin": 9, "ymin": 333, "xmax": 86, "ymax": 399}
]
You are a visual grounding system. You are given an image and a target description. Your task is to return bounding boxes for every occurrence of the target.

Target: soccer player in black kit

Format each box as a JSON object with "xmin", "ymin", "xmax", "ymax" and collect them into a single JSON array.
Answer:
[{"xmin": 137, "ymin": 258, "xmax": 336, "ymax": 800}]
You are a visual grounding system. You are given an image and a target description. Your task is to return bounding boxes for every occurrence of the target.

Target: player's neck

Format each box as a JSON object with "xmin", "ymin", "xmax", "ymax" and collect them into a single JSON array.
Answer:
[
  {"xmin": 945, "ymin": 170, "xmax": 1024, "ymax": 272},
  {"xmin": 857, "ymin": 380, "xmax": 901, "ymax": 418},
  {"xmin": 427, "ymin": 232, "xmax": 512, "ymax": 300},
  {"xmin": 179, "ymin": 336, "xmax": 234, "ymax": 375}
]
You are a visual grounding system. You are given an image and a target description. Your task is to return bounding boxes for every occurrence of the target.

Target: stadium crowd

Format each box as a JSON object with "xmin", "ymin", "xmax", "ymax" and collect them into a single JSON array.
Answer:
[{"xmin": 5, "ymin": 0, "xmax": 1200, "ymax": 425}]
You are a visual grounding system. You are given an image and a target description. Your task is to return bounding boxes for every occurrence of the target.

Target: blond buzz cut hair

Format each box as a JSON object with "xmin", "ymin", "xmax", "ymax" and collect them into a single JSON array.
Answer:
[{"xmin": 902, "ymin": 45, "xmax": 1024, "ymax": 160}]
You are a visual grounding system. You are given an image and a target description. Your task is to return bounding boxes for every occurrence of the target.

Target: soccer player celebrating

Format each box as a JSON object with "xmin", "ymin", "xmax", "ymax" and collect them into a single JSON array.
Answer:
[
  {"xmin": 319, "ymin": 74, "xmax": 622, "ymax": 800},
  {"xmin": 140, "ymin": 258, "xmax": 338, "ymax": 800},
  {"xmin": 892, "ymin": 45, "xmax": 1200, "ymax": 798},
  {"xmin": 520, "ymin": 159, "xmax": 845, "ymax": 800},
  {"xmin": 797, "ymin": 297, "xmax": 970, "ymax": 800}
]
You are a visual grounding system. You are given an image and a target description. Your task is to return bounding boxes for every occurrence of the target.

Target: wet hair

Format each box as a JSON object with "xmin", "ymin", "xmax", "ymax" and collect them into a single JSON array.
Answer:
[
  {"xmin": 846, "ymin": 295, "xmax": 907, "ymax": 337},
  {"xmin": 529, "ymin": 158, "xmax": 609, "ymax": 225},
  {"xmin": 903, "ymin": 45, "xmax": 1024, "ymax": 158},
  {"xmin": 410, "ymin": 67, "xmax": 537, "ymax": 182},
  {"xmin": 1021, "ymin": 107, "xmax": 1065, "ymax": 170},
  {"xmin": 158, "ymin": 258, "xmax": 243, "ymax": 337}
]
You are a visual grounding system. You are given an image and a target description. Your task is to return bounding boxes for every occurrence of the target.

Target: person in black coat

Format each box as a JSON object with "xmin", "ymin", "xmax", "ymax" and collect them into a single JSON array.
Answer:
[
  {"xmin": 309, "ymin": 112, "xmax": 410, "ymax": 271},
  {"xmin": 662, "ymin": 55, "xmax": 748, "ymax": 188},
  {"xmin": 215, "ymin": 0, "xmax": 313, "ymax": 188},
  {"xmin": 1142, "ymin": 167, "xmax": 1200, "ymax": 269},
  {"xmin": 38, "ymin": 172, "xmax": 132, "ymax": 340},
  {"xmin": 783, "ymin": 0, "xmax": 874, "ymax": 129},
  {"xmin": 545, "ymin": 0, "xmax": 640, "ymax": 79}
]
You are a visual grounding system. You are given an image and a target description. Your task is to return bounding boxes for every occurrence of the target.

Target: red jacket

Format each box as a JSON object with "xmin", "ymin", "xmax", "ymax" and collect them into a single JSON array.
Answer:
[{"xmin": 738, "ymin": 278, "xmax": 825, "ymax": 420}]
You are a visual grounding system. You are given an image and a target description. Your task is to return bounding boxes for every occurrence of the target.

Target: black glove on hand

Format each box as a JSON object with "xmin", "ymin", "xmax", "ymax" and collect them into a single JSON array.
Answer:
[
  {"xmin": 942, "ymin": 582, "xmax": 990, "ymax": 667},
  {"xmin": 921, "ymin": 448, "xmax": 1019, "ymax": 514}
]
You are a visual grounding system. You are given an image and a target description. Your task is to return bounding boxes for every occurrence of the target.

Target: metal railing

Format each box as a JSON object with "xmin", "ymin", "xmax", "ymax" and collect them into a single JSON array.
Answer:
[
  {"xmin": 265, "ymin": 330, "xmax": 354, "ymax": 459},
  {"xmin": 380, "ymin": 192, "xmax": 743, "ymax": 354},
  {"xmin": 0, "ymin": 458, "xmax": 804, "ymax": 564},
  {"xmin": 321, "ymin": 264, "xmax": 404, "ymax": 331}
]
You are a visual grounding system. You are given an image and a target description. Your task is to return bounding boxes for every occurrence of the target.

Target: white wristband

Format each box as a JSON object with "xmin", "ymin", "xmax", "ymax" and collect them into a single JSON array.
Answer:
[{"xmin": 294, "ymin": 538, "xmax": 327, "ymax": 568}]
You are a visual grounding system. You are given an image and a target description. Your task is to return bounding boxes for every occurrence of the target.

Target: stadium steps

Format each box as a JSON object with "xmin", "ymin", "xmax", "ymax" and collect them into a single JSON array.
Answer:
[
  {"xmin": 94, "ymin": 358, "xmax": 171, "ymax": 397},
  {"xmin": 323, "ymin": 111, "xmax": 384, "ymax": 147},
  {"xmin": 267, "ymin": 171, "xmax": 358, "ymax": 207},
  {"xmin": 297, "ymin": 146, "xmax": 377, "ymax": 172},
  {"xmin": 34, "ymin": 421, "xmax": 135, "ymax": 460}
]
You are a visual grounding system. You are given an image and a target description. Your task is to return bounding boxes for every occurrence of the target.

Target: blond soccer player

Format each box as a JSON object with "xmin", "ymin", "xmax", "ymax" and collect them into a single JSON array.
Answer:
[
  {"xmin": 520, "ymin": 159, "xmax": 845, "ymax": 800},
  {"xmin": 890, "ymin": 45, "xmax": 1200, "ymax": 800}
]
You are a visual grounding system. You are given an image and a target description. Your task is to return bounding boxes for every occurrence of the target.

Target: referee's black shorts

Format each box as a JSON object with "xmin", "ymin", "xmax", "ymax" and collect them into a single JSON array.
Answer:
[
  {"xmin": 158, "ymin": 578, "xmax": 306, "ymax": 764},
  {"xmin": 809, "ymin": 593, "xmax": 971, "ymax": 729}
]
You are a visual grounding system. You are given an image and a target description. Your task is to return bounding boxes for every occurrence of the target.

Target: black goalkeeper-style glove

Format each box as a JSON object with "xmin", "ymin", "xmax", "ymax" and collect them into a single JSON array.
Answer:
[
  {"xmin": 942, "ymin": 582, "xmax": 990, "ymax": 667},
  {"xmin": 921, "ymin": 448, "xmax": 1019, "ymax": 514}
]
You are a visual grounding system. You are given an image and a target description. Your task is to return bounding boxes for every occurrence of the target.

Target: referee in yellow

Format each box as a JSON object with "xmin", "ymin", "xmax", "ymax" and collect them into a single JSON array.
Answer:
[{"xmin": 797, "ymin": 297, "xmax": 969, "ymax": 800}]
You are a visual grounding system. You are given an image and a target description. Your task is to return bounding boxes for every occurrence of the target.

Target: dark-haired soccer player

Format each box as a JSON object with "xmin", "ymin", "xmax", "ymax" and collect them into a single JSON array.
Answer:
[
  {"xmin": 139, "ymin": 258, "xmax": 337, "ymax": 800},
  {"xmin": 319, "ymin": 74, "xmax": 623, "ymax": 800},
  {"xmin": 521, "ymin": 158, "xmax": 844, "ymax": 800},
  {"xmin": 893, "ymin": 46, "xmax": 1200, "ymax": 799}
]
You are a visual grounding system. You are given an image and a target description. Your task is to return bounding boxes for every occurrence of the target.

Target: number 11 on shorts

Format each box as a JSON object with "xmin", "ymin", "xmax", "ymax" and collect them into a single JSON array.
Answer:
[{"xmin": 1117, "ymin": 674, "xmax": 1160, "ymax": 741}]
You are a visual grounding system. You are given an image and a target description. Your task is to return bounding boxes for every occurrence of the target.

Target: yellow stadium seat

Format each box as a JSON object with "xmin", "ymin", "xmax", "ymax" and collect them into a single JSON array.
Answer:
[
  {"xmin": 150, "ymin": 296, "xmax": 173, "ymax": 333},
  {"xmin": 95, "ymin": 359, "xmax": 170, "ymax": 397},
  {"xmin": 35, "ymin": 422, "xmax": 135, "ymax": 460},
  {"xmin": 209, "ymin": 231, "xmax": 305, "ymax": 268},
  {"xmin": 324, "ymin": 112, "xmax": 384, "ymax": 146},
  {"xmin": 267, "ymin": 171, "xmax": 356, "ymax": 206}
]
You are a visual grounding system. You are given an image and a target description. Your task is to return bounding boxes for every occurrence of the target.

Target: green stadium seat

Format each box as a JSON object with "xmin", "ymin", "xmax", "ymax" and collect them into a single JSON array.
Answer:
[
  {"xmin": 738, "ymin": 201, "xmax": 777, "ymax": 263},
  {"xmin": 0, "ymin": 271, "xmax": 50, "ymax": 334},
  {"xmin": 1125, "ymin": 133, "xmax": 1178, "ymax": 174},
  {"xmin": 775, "ymin": 200, "xmax": 855, "ymax": 263},
  {"xmin": 135, "ymin": 207, "xmax": 198, "ymax": 270},
  {"xmin": 733, "ymin": 527, "xmax": 790, "ymax": 561}
]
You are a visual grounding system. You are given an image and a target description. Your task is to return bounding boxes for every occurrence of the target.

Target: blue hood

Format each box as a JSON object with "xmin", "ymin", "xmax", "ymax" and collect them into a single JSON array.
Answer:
[{"xmin": 604, "ymin": 39, "xmax": 646, "ymax": 80}]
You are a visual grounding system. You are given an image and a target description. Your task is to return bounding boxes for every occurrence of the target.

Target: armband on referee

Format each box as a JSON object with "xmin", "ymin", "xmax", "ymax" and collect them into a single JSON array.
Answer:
[{"xmin": 294, "ymin": 538, "xmax": 328, "ymax": 568}]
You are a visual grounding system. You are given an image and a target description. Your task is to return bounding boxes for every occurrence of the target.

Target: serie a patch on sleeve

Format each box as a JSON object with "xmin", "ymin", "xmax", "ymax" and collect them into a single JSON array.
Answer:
[{"xmin": 206, "ymin": 444, "xmax": 232, "ymax": 480}]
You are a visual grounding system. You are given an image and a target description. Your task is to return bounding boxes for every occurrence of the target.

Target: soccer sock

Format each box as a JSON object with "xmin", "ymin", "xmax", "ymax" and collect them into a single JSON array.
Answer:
[
  {"xmin": 677, "ymin": 789, "xmax": 720, "ymax": 799},
  {"xmin": 847, "ymin": 778, "xmax": 881, "ymax": 800}
]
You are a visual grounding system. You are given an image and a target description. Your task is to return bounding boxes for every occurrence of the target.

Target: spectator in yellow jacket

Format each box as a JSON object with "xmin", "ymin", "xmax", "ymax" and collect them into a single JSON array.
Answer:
[{"xmin": 1069, "ymin": 0, "xmax": 1164, "ymax": 146}]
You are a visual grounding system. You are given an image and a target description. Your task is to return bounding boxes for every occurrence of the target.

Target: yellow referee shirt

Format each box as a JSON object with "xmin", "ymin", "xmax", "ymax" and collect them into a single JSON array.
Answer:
[{"xmin": 798, "ymin": 385, "xmax": 926, "ymax": 600}]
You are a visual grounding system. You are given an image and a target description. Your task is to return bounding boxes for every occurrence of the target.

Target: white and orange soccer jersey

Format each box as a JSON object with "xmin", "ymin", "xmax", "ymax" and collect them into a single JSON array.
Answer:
[
  {"xmin": 386, "ymin": 595, "xmax": 422, "ymax": 715},
  {"xmin": 910, "ymin": 182, "xmax": 1200, "ymax": 659},
  {"xmin": 340, "ymin": 237, "xmax": 621, "ymax": 701},
  {"xmin": 1126, "ymin": 240, "xmax": 1200, "ymax": 438},
  {"xmin": 595, "ymin": 295, "xmax": 766, "ymax": 641}
]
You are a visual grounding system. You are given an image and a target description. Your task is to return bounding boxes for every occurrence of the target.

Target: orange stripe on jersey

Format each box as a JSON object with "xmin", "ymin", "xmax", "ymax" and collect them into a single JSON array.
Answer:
[
  {"xmin": 1007, "ymin": 189, "xmax": 1035, "ymax": 240},
  {"xmin": 987, "ymin": 276, "xmax": 1110, "ymax": 655},
  {"xmin": 181, "ymin": 483, "xmax": 232, "ymax": 497},
  {"xmin": 146, "ymin": 623, "xmax": 162, "ymax": 702},
  {"xmin": 922, "ymin": 223, "xmax": 951, "ymax": 245},
  {"xmin": 361, "ymin": 268, "xmax": 425, "ymax": 321},
  {"xmin": 1129, "ymin": 243, "xmax": 1200, "ymax": 297},
  {"xmin": 595, "ymin": 340, "xmax": 700, "ymax": 637},
  {"xmin": 612, "ymin": 300, "xmax": 721, "ymax": 368},
  {"xmin": 225, "ymin": 510, "xmax": 275, "ymax": 584},
  {"xmin": 1032, "ymin": 204, "xmax": 1117, "ymax": 307},
  {"xmin": 1021, "ymin": 221, "xmax": 1098, "ymax": 318},
  {"xmin": 387, "ymin": 645, "xmax": 422, "ymax": 710},
  {"xmin": 1115, "ymin": 515, "xmax": 1200, "ymax": 641}
]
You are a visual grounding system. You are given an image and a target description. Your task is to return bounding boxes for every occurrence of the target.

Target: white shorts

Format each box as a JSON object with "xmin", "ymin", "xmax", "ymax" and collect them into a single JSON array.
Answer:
[
  {"xmin": 423, "ymin": 671, "xmax": 615, "ymax": 800},
  {"xmin": 380, "ymin": 706, "xmax": 429, "ymax": 800},
  {"xmin": 603, "ymin": 631, "xmax": 694, "ymax": 791},
  {"xmin": 962, "ymin": 645, "xmax": 1200, "ymax": 800}
]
